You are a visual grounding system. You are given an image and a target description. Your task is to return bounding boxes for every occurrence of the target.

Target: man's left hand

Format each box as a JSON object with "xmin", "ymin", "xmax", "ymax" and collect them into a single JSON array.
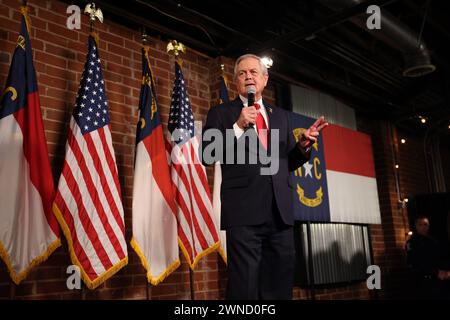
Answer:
[
  {"xmin": 298, "ymin": 116, "xmax": 329, "ymax": 149},
  {"xmin": 438, "ymin": 270, "xmax": 450, "ymax": 280}
]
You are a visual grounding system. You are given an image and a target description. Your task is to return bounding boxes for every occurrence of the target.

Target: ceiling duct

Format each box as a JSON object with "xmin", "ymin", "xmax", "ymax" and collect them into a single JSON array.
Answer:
[{"xmin": 318, "ymin": 0, "xmax": 436, "ymax": 77}]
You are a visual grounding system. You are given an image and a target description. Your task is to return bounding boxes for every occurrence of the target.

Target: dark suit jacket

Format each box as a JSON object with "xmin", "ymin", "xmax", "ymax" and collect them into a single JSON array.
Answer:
[{"xmin": 201, "ymin": 97, "xmax": 309, "ymax": 229}]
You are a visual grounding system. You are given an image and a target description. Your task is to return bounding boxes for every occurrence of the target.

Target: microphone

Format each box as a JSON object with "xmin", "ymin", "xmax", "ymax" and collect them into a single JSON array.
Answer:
[
  {"xmin": 245, "ymin": 85, "xmax": 256, "ymax": 129},
  {"xmin": 247, "ymin": 85, "xmax": 256, "ymax": 107}
]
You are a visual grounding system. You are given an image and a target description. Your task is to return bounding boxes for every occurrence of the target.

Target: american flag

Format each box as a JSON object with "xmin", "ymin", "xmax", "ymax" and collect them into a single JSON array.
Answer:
[
  {"xmin": 53, "ymin": 35, "xmax": 128, "ymax": 289},
  {"xmin": 168, "ymin": 61, "xmax": 219, "ymax": 269}
]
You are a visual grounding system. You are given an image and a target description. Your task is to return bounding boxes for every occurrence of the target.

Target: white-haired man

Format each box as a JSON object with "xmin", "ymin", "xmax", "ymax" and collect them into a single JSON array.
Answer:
[{"xmin": 201, "ymin": 54, "xmax": 328, "ymax": 299}]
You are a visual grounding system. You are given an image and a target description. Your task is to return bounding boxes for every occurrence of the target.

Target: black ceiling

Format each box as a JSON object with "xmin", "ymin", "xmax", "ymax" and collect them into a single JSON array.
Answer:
[{"xmin": 66, "ymin": 0, "xmax": 450, "ymax": 139}]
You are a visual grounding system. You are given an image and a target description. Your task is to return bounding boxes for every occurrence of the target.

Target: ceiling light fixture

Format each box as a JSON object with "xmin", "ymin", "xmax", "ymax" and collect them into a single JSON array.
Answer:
[{"xmin": 261, "ymin": 56, "xmax": 273, "ymax": 69}]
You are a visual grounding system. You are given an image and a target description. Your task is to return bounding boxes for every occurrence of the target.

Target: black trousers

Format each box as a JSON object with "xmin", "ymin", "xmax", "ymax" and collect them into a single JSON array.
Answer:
[{"xmin": 225, "ymin": 191, "xmax": 295, "ymax": 300}]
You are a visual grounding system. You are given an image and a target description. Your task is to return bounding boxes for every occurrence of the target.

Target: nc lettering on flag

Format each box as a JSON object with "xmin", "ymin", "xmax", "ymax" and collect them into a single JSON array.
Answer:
[
  {"xmin": 0, "ymin": 11, "xmax": 60, "ymax": 284},
  {"xmin": 291, "ymin": 114, "xmax": 331, "ymax": 222},
  {"xmin": 53, "ymin": 34, "xmax": 128, "ymax": 290},
  {"xmin": 291, "ymin": 113, "xmax": 381, "ymax": 224},
  {"xmin": 168, "ymin": 61, "xmax": 220, "ymax": 269},
  {"xmin": 131, "ymin": 46, "xmax": 180, "ymax": 285}
]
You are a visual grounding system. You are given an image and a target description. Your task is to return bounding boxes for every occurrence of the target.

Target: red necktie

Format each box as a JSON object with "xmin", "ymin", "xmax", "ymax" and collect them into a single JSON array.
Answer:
[{"xmin": 254, "ymin": 103, "xmax": 268, "ymax": 150}]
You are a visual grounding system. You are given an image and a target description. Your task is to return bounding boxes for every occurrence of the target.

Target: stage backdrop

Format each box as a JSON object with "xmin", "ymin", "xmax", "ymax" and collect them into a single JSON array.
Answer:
[{"xmin": 291, "ymin": 113, "xmax": 381, "ymax": 224}]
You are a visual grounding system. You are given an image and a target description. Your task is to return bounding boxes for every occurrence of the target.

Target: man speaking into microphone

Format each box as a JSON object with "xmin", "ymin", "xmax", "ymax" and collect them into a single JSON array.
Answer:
[{"xmin": 201, "ymin": 54, "xmax": 328, "ymax": 299}]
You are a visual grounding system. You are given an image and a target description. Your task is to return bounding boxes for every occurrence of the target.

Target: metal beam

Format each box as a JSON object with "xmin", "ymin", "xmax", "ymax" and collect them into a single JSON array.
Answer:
[
  {"xmin": 70, "ymin": 0, "xmax": 221, "ymax": 54},
  {"xmin": 243, "ymin": 0, "xmax": 399, "ymax": 54}
]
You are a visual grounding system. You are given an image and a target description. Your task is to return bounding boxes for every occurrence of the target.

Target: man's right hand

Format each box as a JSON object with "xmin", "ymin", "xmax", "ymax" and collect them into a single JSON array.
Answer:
[
  {"xmin": 236, "ymin": 106, "xmax": 258, "ymax": 129},
  {"xmin": 438, "ymin": 270, "xmax": 450, "ymax": 280}
]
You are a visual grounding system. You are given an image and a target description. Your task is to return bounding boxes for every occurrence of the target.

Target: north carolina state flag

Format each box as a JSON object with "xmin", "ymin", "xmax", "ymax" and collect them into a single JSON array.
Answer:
[
  {"xmin": 131, "ymin": 46, "xmax": 179, "ymax": 285},
  {"xmin": 291, "ymin": 113, "xmax": 381, "ymax": 224},
  {"xmin": 0, "ymin": 10, "xmax": 60, "ymax": 284}
]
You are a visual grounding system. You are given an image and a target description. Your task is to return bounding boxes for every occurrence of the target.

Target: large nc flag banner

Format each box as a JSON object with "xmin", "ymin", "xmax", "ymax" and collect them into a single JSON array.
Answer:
[
  {"xmin": 0, "ymin": 11, "xmax": 60, "ymax": 284},
  {"xmin": 291, "ymin": 113, "xmax": 381, "ymax": 224}
]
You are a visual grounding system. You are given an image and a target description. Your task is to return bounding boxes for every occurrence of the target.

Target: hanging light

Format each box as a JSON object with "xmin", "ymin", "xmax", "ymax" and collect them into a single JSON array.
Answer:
[
  {"xmin": 418, "ymin": 115, "xmax": 427, "ymax": 124},
  {"xmin": 261, "ymin": 56, "xmax": 273, "ymax": 69}
]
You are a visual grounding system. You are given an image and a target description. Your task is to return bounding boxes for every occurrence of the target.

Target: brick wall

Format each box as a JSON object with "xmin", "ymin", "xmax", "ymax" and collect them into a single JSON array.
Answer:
[
  {"xmin": 353, "ymin": 117, "xmax": 440, "ymax": 298},
  {"xmin": 0, "ymin": 0, "xmax": 215, "ymax": 300},
  {"xmin": 0, "ymin": 0, "xmax": 277, "ymax": 300},
  {"xmin": 0, "ymin": 0, "xmax": 443, "ymax": 300}
]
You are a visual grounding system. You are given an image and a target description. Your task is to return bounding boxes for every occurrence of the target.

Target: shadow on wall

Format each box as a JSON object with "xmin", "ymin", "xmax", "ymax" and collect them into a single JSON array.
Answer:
[
  {"xmin": 294, "ymin": 237, "xmax": 423, "ymax": 299},
  {"xmin": 294, "ymin": 238, "xmax": 371, "ymax": 298},
  {"xmin": 311, "ymin": 241, "xmax": 368, "ymax": 285}
]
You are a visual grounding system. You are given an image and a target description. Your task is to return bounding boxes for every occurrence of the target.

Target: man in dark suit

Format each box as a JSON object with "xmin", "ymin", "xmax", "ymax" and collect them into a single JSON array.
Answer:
[
  {"xmin": 201, "ymin": 54, "xmax": 328, "ymax": 299},
  {"xmin": 406, "ymin": 216, "xmax": 450, "ymax": 299}
]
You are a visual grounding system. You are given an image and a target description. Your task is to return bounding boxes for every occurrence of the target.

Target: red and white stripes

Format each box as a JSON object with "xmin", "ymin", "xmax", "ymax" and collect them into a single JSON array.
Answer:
[
  {"xmin": 170, "ymin": 136, "xmax": 219, "ymax": 268},
  {"xmin": 53, "ymin": 120, "xmax": 127, "ymax": 289}
]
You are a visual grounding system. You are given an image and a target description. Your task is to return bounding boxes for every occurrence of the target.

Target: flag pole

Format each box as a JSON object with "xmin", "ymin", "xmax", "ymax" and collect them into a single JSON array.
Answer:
[
  {"xmin": 81, "ymin": 5, "xmax": 94, "ymax": 301},
  {"xmin": 9, "ymin": 281, "xmax": 16, "ymax": 300},
  {"xmin": 189, "ymin": 268, "xmax": 195, "ymax": 300},
  {"xmin": 9, "ymin": 1, "xmax": 28, "ymax": 299},
  {"xmin": 80, "ymin": 4, "xmax": 103, "ymax": 297},
  {"xmin": 167, "ymin": 40, "xmax": 195, "ymax": 300},
  {"xmin": 220, "ymin": 63, "xmax": 227, "ymax": 87},
  {"xmin": 141, "ymin": 26, "xmax": 152, "ymax": 301},
  {"xmin": 81, "ymin": 283, "xmax": 86, "ymax": 300}
]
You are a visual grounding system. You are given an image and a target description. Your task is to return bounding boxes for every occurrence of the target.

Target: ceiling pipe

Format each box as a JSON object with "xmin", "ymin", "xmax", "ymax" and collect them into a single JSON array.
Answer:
[{"xmin": 317, "ymin": 0, "xmax": 436, "ymax": 77}]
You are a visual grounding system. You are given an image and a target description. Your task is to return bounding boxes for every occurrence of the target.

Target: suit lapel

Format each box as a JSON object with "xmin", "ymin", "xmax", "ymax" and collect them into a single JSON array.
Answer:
[
  {"xmin": 263, "ymin": 100, "xmax": 276, "ymax": 153},
  {"xmin": 229, "ymin": 97, "xmax": 243, "ymax": 125},
  {"xmin": 263, "ymin": 100, "xmax": 274, "ymax": 129}
]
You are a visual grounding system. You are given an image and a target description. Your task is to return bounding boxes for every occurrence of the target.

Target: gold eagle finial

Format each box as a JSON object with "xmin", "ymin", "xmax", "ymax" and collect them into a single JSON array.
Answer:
[
  {"xmin": 166, "ymin": 40, "xmax": 185, "ymax": 56},
  {"xmin": 84, "ymin": 3, "xmax": 103, "ymax": 23}
]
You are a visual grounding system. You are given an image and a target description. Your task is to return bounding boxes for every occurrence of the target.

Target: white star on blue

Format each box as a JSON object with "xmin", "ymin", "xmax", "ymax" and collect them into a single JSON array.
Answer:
[
  {"xmin": 73, "ymin": 37, "xmax": 110, "ymax": 135},
  {"xmin": 168, "ymin": 62, "xmax": 195, "ymax": 145}
]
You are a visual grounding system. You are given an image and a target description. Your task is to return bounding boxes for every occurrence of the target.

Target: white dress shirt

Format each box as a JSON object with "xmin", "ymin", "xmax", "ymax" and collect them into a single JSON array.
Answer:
[
  {"xmin": 233, "ymin": 95, "xmax": 269, "ymax": 139},
  {"xmin": 232, "ymin": 96, "xmax": 311, "ymax": 154}
]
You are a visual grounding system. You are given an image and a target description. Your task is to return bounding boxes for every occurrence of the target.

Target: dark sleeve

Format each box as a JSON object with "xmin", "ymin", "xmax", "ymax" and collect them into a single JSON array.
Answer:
[
  {"xmin": 406, "ymin": 237, "xmax": 439, "ymax": 276},
  {"xmin": 287, "ymin": 111, "xmax": 311, "ymax": 172},
  {"xmin": 434, "ymin": 238, "xmax": 447, "ymax": 270},
  {"xmin": 406, "ymin": 239, "xmax": 417, "ymax": 267}
]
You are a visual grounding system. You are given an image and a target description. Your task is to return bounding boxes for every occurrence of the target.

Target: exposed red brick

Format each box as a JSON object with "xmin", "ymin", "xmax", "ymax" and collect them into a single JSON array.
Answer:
[{"xmin": 36, "ymin": 280, "xmax": 69, "ymax": 294}]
